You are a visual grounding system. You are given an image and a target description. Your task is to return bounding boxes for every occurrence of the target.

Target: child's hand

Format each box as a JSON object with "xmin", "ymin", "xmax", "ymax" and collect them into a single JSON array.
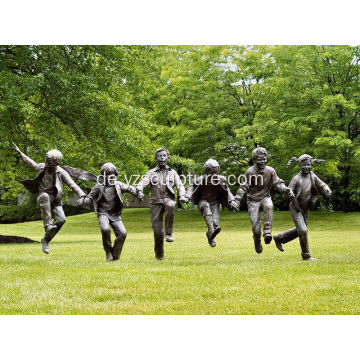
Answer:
[
  {"xmin": 137, "ymin": 191, "xmax": 144, "ymax": 202},
  {"xmin": 12, "ymin": 142, "xmax": 21, "ymax": 154},
  {"xmin": 286, "ymin": 188, "xmax": 295, "ymax": 199},
  {"xmin": 77, "ymin": 196, "xmax": 85, "ymax": 207},
  {"xmin": 325, "ymin": 188, "xmax": 332, "ymax": 198},
  {"xmin": 230, "ymin": 200, "xmax": 240, "ymax": 211}
]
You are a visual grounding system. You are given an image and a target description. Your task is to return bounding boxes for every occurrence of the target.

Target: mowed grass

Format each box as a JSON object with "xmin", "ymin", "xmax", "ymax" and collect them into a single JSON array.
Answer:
[{"xmin": 0, "ymin": 208, "xmax": 359, "ymax": 314}]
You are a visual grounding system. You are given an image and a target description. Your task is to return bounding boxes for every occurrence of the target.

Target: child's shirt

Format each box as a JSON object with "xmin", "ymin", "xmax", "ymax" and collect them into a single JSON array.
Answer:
[{"xmin": 97, "ymin": 185, "xmax": 122, "ymax": 221}]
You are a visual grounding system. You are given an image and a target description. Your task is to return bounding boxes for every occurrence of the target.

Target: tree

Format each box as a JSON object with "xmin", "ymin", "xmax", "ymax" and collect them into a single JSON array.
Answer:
[
  {"xmin": 1, "ymin": 46, "xmax": 359, "ymax": 211},
  {"xmin": 255, "ymin": 46, "xmax": 360, "ymax": 211},
  {"xmin": 0, "ymin": 45, "xmax": 156, "ymax": 203},
  {"xmin": 149, "ymin": 46, "xmax": 275, "ymax": 179}
]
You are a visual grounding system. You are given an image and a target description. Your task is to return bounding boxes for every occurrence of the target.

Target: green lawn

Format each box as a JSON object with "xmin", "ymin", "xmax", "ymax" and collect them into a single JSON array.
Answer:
[{"xmin": 0, "ymin": 208, "xmax": 359, "ymax": 314}]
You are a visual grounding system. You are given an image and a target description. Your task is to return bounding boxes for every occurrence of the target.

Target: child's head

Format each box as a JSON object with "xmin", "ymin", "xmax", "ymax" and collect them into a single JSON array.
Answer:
[
  {"xmin": 252, "ymin": 147, "xmax": 267, "ymax": 170},
  {"xmin": 204, "ymin": 159, "xmax": 220, "ymax": 174},
  {"xmin": 154, "ymin": 148, "xmax": 169, "ymax": 167},
  {"xmin": 100, "ymin": 163, "xmax": 119, "ymax": 185},
  {"xmin": 287, "ymin": 154, "xmax": 325, "ymax": 174},
  {"xmin": 45, "ymin": 149, "xmax": 63, "ymax": 169},
  {"xmin": 297, "ymin": 154, "xmax": 312, "ymax": 175},
  {"xmin": 100, "ymin": 162, "xmax": 119, "ymax": 176}
]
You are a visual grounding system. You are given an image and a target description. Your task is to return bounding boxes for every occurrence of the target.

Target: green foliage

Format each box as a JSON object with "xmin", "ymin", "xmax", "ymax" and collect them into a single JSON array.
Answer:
[
  {"xmin": 255, "ymin": 46, "xmax": 360, "ymax": 210},
  {"xmin": 0, "ymin": 202, "xmax": 40, "ymax": 223},
  {"xmin": 0, "ymin": 45, "xmax": 157, "ymax": 203},
  {"xmin": 1, "ymin": 45, "xmax": 359, "ymax": 211},
  {"xmin": 149, "ymin": 45, "xmax": 360, "ymax": 211},
  {"xmin": 0, "ymin": 194, "xmax": 89, "ymax": 223}
]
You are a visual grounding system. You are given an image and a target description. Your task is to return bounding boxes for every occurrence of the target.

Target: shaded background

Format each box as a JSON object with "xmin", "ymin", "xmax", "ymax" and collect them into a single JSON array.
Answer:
[{"xmin": 1, "ymin": 45, "xmax": 359, "ymax": 222}]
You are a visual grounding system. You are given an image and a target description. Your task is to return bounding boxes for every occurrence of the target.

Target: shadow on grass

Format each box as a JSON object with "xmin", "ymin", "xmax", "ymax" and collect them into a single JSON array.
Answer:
[{"xmin": 0, "ymin": 235, "xmax": 39, "ymax": 244}]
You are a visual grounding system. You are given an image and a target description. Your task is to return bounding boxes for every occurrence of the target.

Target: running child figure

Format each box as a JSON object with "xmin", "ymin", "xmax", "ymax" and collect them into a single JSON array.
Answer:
[
  {"xmin": 233, "ymin": 147, "xmax": 294, "ymax": 254},
  {"xmin": 78, "ymin": 163, "xmax": 137, "ymax": 261},
  {"xmin": 185, "ymin": 159, "xmax": 238, "ymax": 247},
  {"xmin": 273, "ymin": 154, "xmax": 332, "ymax": 261}
]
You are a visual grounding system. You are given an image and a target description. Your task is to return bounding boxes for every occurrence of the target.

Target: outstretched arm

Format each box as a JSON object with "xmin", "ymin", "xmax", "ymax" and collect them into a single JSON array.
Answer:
[
  {"xmin": 272, "ymin": 169, "xmax": 294, "ymax": 198},
  {"xmin": 120, "ymin": 182, "xmax": 137, "ymax": 196},
  {"xmin": 61, "ymin": 170, "xmax": 85, "ymax": 198},
  {"xmin": 186, "ymin": 183, "xmax": 195, "ymax": 202},
  {"xmin": 13, "ymin": 142, "xmax": 39, "ymax": 171},
  {"xmin": 78, "ymin": 185, "xmax": 99, "ymax": 208},
  {"xmin": 234, "ymin": 171, "xmax": 250, "ymax": 203},
  {"xmin": 174, "ymin": 172, "xmax": 186, "ymax": 201},
  {"xmin": 234, "ymin": 184, "xmax": 248, "ymax": 202},
  {"xmin": 314, "ymin": 174, "xmax": 332, "ymax": 197},
  {"xmin": 232, "ymin": 184, "xmax": 247, "ymax": 210},
  {"xmin": 136, "ymin": 172, "xmax": 151, "ymax": 201},
  {"xmin": 227, "ymin": 188, "xmax": 239, "ymax": 211}
]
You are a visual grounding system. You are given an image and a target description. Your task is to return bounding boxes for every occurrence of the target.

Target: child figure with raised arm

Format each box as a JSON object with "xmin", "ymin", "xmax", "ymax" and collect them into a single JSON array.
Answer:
[
  {"xmin": 13, "ymin": 143, "xmax": 86, "ymax": 254},
  {"xmin": 78, "ymin": 163, "xmax": 137, "ymax": 261},
  {"xmin": 273, "ymin": 154, "xmax": 332, "ymax": 261}
]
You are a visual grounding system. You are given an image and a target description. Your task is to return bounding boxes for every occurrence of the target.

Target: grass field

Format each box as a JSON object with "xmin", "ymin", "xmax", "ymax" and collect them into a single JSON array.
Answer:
[{"xmin": 0, "ymin": 208, "xmax": 359, "ymax": 314}]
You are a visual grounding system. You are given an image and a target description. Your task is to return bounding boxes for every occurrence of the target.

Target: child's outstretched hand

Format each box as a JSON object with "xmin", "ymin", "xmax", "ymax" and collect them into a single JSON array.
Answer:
[
  {"xmin": 325, "ymin": 188, "xmax": 332, "ymax": 198},
  {"xmin": 286, "ymin": 188, "xmax": 295, "ymax": 199},
  {"xmin": 230, "ymin": 200, "xmax": 240, "ymax": 211},
  {"xmin": 77, "ymin": 196, "xmax": 85, "ymax": 207},
  {"xmin": 137, "ymin": 191, "xmax": 144, "ymax": 202},
  {"xmin": 12, "ymin": 142, "xmax": 21, "ymax": 154}
]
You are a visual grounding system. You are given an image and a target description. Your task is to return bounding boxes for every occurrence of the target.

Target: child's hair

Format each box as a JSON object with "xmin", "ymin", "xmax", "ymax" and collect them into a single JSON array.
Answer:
[
  {"xmin": 46, "ymin": 149, "xmax": 63, "ymax": 163},
  {"xmin": 204, "ymin": 159, "xmax": 220, "ymax": 173},
  {"xmin": 100, "ymin": 162, "xmax": 119, "ymax": 176},
  {"xmin": 252, "ymin": 147, "xmax": 267, "ymax": 160},
  {"xmin": 287, "ymin": 154, "xmax": 325, "ymax": 166},
  {"xmin": 154, "ymin": 148, "xmax": 169, "ymax": 160}
]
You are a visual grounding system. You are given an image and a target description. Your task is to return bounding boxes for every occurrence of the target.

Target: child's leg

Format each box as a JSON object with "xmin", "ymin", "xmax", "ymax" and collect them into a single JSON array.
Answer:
[
  {"xmin": 275, "ymin": 227, "xmax": 299, "ymax": 244},
  {"xmin": 49, "ymin": 204, "xmax": 66, "ymax": 243},
  {"xmin": 164, "ymin": 198, "xmax": 175, "ymax": 241},
  {"xmin": 98, "ymin": 215, "xmax": 113, "ymax": 257},
  {"xmin": 291, "ymin": 210, "xmax": 311, "ymax": 259},
  {"xmin": 198, "ymin": 200, "xmax": 214, "ymax": 233},
  {"xmin": 37, "ymin": 192, "xmax": 52, "ymax": 229},
  {"xmin": 38, "ymin": 193, "xmax": 57, "ymax": 253},
  {"xmin": 262, "ymin": 197, "xmax": 274, "ymax": 238},
  {"xmin": 150, "ymin": 204, "xmax": 165, "ymax": 259},
  {"xmin": 111, "ymin": 220, "xmax": 127, "ymax": 260},
  {"xmin": 247, "ymin": 200, "xmax": 262, "ymax": 253},
  {"xmin": 210, "ymin": 203, "xmax": 220, "ymax": 229},
  {"xmin": 198, "ymin": 200, "xmax": 220, "ymax": 247}
]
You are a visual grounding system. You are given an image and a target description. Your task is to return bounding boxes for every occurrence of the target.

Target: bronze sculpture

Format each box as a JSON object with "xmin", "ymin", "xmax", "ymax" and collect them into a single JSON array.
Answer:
[
  {"xmin": 185, "ymin": 159, "xmax": 238, "ymax": 247},
  {"xmin": 233, "ymin": 147, "xmax": 294, "ymax": 254},
  {"xmin": 13, "ymin": 143, "xmax": 86, "ymax": 254},
  {"xmin": 78, "ymin": 163, "xmax": 137, "ymax": 261},
  {"xmin": 136, "ymin": 148, "xmax": 187, "ymax": 260},
  {"xmin": 273, "ymin": 154, "xmax": 332, "ymax": 261}
]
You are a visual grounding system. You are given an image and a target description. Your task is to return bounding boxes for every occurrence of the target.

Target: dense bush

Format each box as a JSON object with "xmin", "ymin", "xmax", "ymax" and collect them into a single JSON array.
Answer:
[{"xmin": 0, "ymin": 201, "xmax": 89, "ymax": 224}]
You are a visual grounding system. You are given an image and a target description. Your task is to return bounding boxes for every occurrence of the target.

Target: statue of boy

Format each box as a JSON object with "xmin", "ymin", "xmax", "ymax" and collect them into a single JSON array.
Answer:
[
  {"xmin": 273, "ymin": 154, "xmax": 332, "ymax": 261},
  {"xmin": 78, "ymin": 163, "xmax": 137, "ymax": 261},
  {"xmin": 185, "ymin": 159, "xmax": 239, "ymax": 247},
  {"xmin": 233, "ymin": 147, "xmax": 294, "ymax": 254},
  {"xmin": 136, "ymin": 148, "xmax": 187, "ymax": 260},
  {"xmin": 13, "ymin": 143, "xmax": 86, "ymax": 254}
]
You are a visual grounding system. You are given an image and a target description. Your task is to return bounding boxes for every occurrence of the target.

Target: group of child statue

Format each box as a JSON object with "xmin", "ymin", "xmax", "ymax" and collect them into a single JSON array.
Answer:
[{"xmin": 13, "ymin": 144, "xmax": 331, "ymax": 262}]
